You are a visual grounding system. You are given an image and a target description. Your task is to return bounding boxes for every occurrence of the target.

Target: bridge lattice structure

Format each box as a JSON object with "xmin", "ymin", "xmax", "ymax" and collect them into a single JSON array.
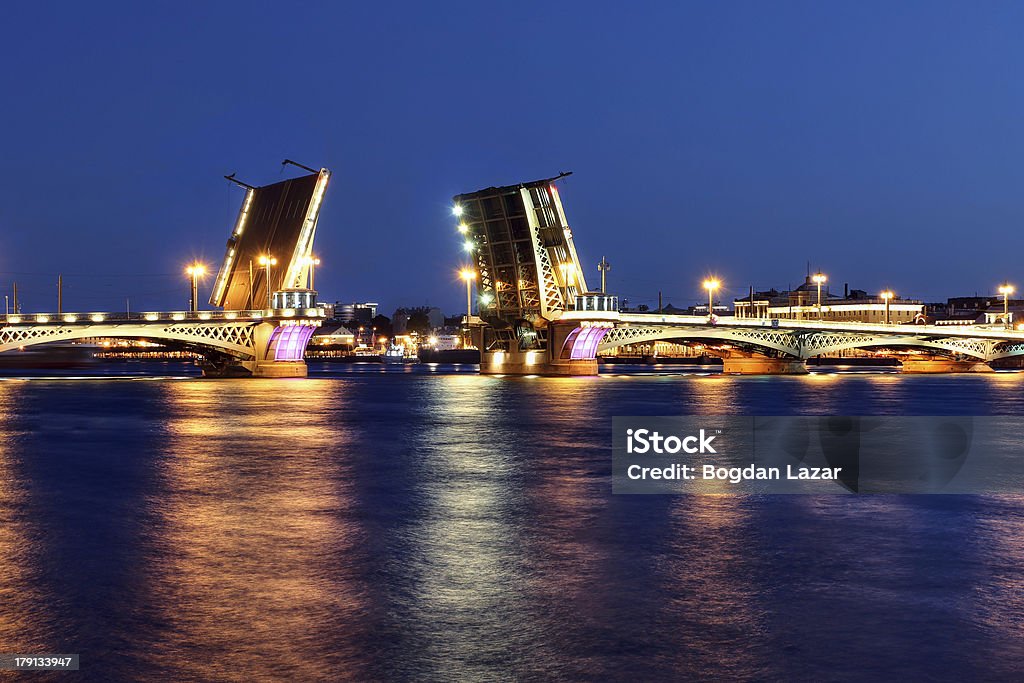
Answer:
[{"xmin": 0, "ymin": 309, "xmax": 323, "ymax": 365}]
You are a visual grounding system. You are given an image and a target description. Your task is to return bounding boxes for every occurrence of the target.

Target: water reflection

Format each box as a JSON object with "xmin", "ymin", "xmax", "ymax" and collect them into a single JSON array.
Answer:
[
  {"xmin": 143, "ymin": 380, "xmax": 371, "ymax": 681},
  {"xmin": 0, "ymin": 381, "xmax": 48, "ymax": 652},
  {"xmin": 0, "ymin": 371, "xmax": 1021, "ymax": 680}
]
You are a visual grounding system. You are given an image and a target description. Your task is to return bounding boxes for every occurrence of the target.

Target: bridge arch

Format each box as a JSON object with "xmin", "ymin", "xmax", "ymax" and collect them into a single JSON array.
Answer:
[
  {"xmin": 0, "ymin": 322, "xmax": 257, "ymax": 359},
  {"xmin": 595, "ymin": 325, "xmax": 803, "ymax": 358},
  {"xmin": 595, "ymin": 326, "xmax": 1001, "ymax": 361}
]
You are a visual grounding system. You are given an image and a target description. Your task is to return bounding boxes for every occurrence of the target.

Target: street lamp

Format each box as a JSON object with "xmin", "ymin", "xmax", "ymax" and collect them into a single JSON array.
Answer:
[
  {"xmin": 703, "ymin": 279, "xmax": 720, "ymax": 321},
  {"xmin": 303, "ymin": 255, "xmax": 321, "ymax": 290},
  {"xmin": 999, "ymin": 283, "xmax": 1014, "ymax": 329},
  {"xmin": 880, "ymin": 290, "xmax": 894, "ymax": 325},
  {"xmin": 460, "ymin": 269, "xmax": 476, "ymax": 347},
  {"xmin": 812, "ymin": 272, "xmax": 827, "ymax": 320},
  {"xmin": 559, "ymin": 262, "xmax": 575, "ymax": 309},
  {"xmin": 258, "ymin": 255, "xmax": 277, "ymax": 308},
  {"xmin": 186, "ymin": 263, "xmax": 206, "ymax": 313}
]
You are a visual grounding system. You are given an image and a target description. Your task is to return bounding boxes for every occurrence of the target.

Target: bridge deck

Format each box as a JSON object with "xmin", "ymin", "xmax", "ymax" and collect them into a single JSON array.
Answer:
[{"xmin": 560, "ymin": 310, "xmax": 1024, "ymax": 341}]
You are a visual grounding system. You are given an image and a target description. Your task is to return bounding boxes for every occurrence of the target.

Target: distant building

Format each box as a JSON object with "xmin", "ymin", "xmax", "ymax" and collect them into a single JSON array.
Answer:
[
  {"xmin": 427, "ymin": 307, "xmax": 444, "ymax": 330},
  {"xmin": 310, "ymin": 323, "xmax": 356, "ymax": 347},
  {"xmin": 332, "ymin": 302, "xmax": 378, "ymax": 325},
  {"xmin": 392, "ymin": 309, "xmax": 409, "ymax": 334},
  {"xmin": 734, "ymin": 276, "xmax": 924, "ymax": 323}
]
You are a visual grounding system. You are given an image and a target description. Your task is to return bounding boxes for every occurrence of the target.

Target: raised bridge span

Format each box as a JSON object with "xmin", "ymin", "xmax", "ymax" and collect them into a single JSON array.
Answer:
[
  {"xmin": 0, "ymin": 161, "xmax": 331, "ymax": 378},
  {"xmin": 453, "ymin": 173, "xmax": 1024, "ymax": 376}
]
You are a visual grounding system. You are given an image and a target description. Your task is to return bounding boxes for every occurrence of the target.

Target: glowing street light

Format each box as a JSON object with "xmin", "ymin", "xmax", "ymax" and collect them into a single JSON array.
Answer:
[
  {"xmin": 457, "ymin": 222, "xmax": 469, "ymax": 234},
  {"xmin": 559, "ymin": 262, "xmax": 575, "ymax": 310},
  {"xmin": 460, "ymin": 269, "xmax": 477, "ymax": 316},
  {"xmin": 999, "ymin": 283, "xmax": 1015, "ymax": 329},
  {"xmin": 462, "ymin": 240, "xmax": 474, "ymax": 253},
  {"xmin": 880, "ymin": 290, "xmax": 894, "ymax": 325},
  {"xmin": 303, "ymin": 255, "xmax": 321, "ymax": 290},
  {"xmin": 812, "ymin": 272, "xmax": 827, "ymax": 320},
  {"xmin": 258, "ymin": 255, "xmax": 277, "ymax": 308},
  {"xmin": 186, "ymin": 263, "xmax": 207, "ymax": 313},
  {"xmin": 703, "ymin": 279, "xmax": 720, "ymax": 321},
  {"xmin": 452, "ymin": 204, "xmax": 464, "ymax": 217},
  {"xmin": 460, "ymin": 269, "xmax": 477, "ymax": 347}
]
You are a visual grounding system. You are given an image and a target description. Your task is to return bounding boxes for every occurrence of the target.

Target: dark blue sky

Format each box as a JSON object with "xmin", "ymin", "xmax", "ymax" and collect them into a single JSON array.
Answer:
[{"xmin": 2, "ymin": 2, "xmax": 1022, "ymax": 315}]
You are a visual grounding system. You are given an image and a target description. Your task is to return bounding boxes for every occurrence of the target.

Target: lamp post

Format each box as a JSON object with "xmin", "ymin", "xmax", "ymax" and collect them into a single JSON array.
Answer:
[
  {"xmin": 880, "ymin": 290, "xmax": 894, "ymax": 325},
  {"xmin": 259, "ymin": 255, "xmax": 277, "ymax": 308},
  {"xmin": 703, "ymin": 279, "xmax": 720, "ymax": 321},
  {"xmin": 460, "ymin": 269, "xmax": 476, "ymax": 348},
  {"xmin": 559, "ymin": 262, "xmax": 575, "ymax": 309},
  {"xmin": 186, "ymin": 263, "xmax": 206, "ymax": 313},
  {"xmin": 999, "ymin": 284, "xmax": 1014, "ymax": 329},
  {"xmin": 303, "ymin": 255, "xmax": 321, "ymax": 290},
  {"xmin": 812, "ymin": 272, "xmax": 827, "ymax": 320}
]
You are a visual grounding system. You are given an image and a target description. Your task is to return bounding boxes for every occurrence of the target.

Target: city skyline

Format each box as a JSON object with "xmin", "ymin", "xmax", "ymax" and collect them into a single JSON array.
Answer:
[{"xmin": 3, "ymin": 3, "xmax": 1024, "ymax": 314}]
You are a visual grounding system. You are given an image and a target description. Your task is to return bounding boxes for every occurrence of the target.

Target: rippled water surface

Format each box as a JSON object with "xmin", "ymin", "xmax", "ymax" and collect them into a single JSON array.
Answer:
[{"xmin": 2, "ymin": 363, "xmax": 1024, "ymax": 681}]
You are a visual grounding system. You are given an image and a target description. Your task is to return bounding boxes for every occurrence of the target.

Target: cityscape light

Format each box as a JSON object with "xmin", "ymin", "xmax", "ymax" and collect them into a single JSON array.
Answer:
[
  {"xmin": 452, "ymin": 204, "xmax": 464, "ymax": 217},
  {"xmin": 457, "ymin": 222, "xmax": 469, "ymax": 234},
  {"xmin": 460, "ymin": 269, "xmax": 477, "ymax": 345},
  {"xmin": 559, "ymin": 262, "xmax": 575, "ymax": 310},
  {"xmin": 703, "ymin": 279, "xmax": 720, "ymax": 321},
  {"xmin": 812, "ymin": 272, "xmax": 827, "ymax": 320},
  {"xmin": 259, "ymin": 255, "xmax": 277, "ymax": 308},
  {"xmin": 880, "ymin": 290, "xmax": 895, "ymax": 324},
  {"xmin": 186, "ymin": 263, "xmax": 207, "ymax": 313},
  {"xmin": 999, "ymin": 283, "xmax": 1015, "ymax": 329},
  {"xmin": 303, "ymin": 255, "xmax": 321, "ymax": 290}
]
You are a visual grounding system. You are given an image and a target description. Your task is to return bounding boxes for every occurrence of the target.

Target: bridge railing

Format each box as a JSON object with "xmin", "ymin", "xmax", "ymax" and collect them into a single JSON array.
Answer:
[{"xmin": 1, "ymin": 309, "xmax": 325, "ymax": 325}]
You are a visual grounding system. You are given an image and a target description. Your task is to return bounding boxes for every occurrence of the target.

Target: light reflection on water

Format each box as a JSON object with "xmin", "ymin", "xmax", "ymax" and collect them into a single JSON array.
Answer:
[{"xmin": 0, "ymin": 370, "xmax": 1022, "ymax": 680}]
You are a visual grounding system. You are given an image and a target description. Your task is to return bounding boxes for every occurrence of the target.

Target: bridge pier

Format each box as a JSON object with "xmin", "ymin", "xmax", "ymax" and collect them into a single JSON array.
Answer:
[
  {"xmin": 200, "ymin": 319, "xmax": 319, "ymax": 378},
  {"xmin": 479, "ymin": 348, "xmax": 597, "ymax": 376},
  {"xmin": 900, "ymin": 357, "xmax": 993, "ymax": 374},
  {"xmin": 476, "ymin": 321, "xmax": 600, "ymax": 376},
  {"xmin": 720, "ymin": 355, "xmax": 808, "ymax": 375}
]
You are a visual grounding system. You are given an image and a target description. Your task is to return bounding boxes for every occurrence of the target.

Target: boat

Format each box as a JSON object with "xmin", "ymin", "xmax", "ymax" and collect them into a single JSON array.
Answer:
[{"xmin": 381, "ymin": 343, "xmax": 419, "ymax": 364}]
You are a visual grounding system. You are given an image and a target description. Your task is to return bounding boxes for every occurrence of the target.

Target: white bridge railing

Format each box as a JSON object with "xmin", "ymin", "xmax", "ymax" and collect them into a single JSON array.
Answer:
[{"xmin": 1, "ymin": 308, "xmax": 325, "ymax": 325}]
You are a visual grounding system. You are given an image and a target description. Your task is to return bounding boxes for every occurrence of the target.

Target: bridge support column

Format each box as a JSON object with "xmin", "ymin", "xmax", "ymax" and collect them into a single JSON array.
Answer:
[
  {"xmin": 477, "ymin": 321, "xmax": 599, "ymax": 376},
  {"xmin": 201, "ymin": 320, "xmax": 319, "ymax": 378},
  {"xmin": 900, "ymin": 357, "xmax": 993, "ymax": 374},
  {"xmin": 720, "ymin": 354, "xmax": 807, "ymax": 375}
]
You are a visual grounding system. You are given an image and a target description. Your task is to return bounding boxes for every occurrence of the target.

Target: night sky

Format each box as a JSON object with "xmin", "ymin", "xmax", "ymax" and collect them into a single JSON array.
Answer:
[{"xmin": 2, "ymin": 2, "xmax": 1022, "ymax": 316}]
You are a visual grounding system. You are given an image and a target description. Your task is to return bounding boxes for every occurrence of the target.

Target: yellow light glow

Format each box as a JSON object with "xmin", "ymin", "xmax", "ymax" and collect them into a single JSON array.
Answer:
[
  {"xmin": 703, "ymin": 279, "xmax": 720, "ymax": 291},
  {"xmin": 457, "ymin": 222, "xmax": 469, "ymax": 234},
  {"xmin": 460, "ymin": 269, "xmax": 477, "ymax": 281},
  {"xmin": 145, "ymin": 313, "xmax": 159, "ymax": 321},
  {"xmin": 90, "ymin": 314, "xmax": 104, "ymax": 322},
  {"xmin": 35, "ymin": 315, "xmax": 49, "ymax": 323},
  {"xmin": 880, "ymin": 290, "xmax": 895, "ymax": 300},
  {"xmin": 259, "ymin": 255, "xmax": 277, "ymax": 266},
  {"xmin": 452, "ymin": 204, "xmax": 464, "ymax": 217},
  {"xmin": 999, "ymin": 283, "xmax": 1015, "ymax": 295},
  {"xmin": 8, "ymin": 316, "xmax": 20, "ymax": 324},
  {"xmin": 199, "ymin": 312, "xmax": 212, "ymax": 320},
  {"xmin": 186, "ymin": 263, "xmax": 207, "ymax": 277},
  {"xmin": 812, "ymin": 272, "xmax": 827, "ymax": 285},
  {"xmin": 63, "ymin": 315, "xmax": 77, "ymax": 323}
]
